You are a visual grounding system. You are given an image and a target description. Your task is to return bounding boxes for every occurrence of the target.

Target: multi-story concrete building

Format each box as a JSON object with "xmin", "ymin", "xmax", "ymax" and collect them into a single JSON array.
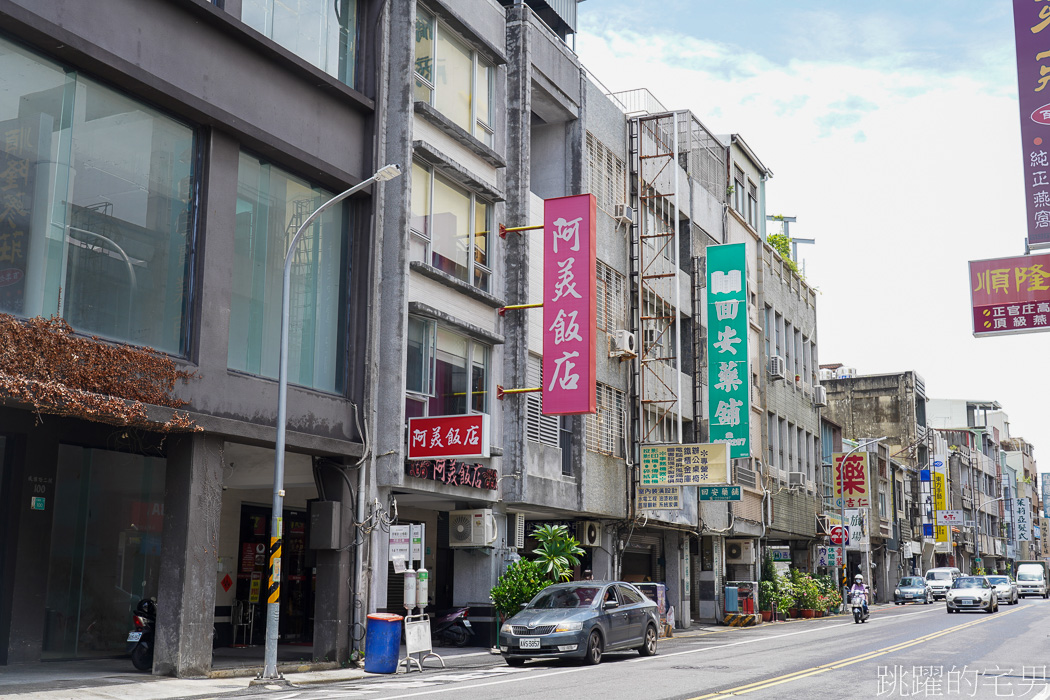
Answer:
[{"xmin": 0, "ymin": 0, "xmax": 384, "ymax": 675}]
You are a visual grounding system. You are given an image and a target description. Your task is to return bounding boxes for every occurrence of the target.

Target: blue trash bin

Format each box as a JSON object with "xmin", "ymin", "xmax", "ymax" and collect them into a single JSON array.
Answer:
[{"xmin": 364, "ymin": 613, "xmax": 403, "ymax": 673}]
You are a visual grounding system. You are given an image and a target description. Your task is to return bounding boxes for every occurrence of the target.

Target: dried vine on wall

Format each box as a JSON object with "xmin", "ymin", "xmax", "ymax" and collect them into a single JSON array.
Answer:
[{"xmin": 0, "ymin": 313, "xmax": 201, "ymax": 432}]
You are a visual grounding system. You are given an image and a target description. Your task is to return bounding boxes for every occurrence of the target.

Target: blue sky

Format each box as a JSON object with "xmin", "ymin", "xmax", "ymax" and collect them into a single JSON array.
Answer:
[{"xmin": 576, "ymin": 2, "xmax": 1048, "ymax": 453}]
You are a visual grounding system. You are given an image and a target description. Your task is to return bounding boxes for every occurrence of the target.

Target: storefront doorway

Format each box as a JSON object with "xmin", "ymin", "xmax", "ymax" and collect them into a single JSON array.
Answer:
[{"xmin": 42, "ymin": 445, "xmax": 166, "ymax": 659}]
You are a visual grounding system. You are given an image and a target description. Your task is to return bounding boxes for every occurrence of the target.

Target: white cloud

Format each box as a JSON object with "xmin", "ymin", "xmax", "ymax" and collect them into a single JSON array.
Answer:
[{"xmin": 578, "ymin": 18, "xmax": 1049, "ymax": 448}]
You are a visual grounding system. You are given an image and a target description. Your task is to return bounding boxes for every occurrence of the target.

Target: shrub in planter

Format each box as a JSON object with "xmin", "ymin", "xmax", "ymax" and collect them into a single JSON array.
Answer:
[
  {"xmin": 490, "ymin": 560, "xmax": 551, "ymax": 622},
  {"xmin": 759, "ymin": 580, "xmax": 776, "ymax": 612}
]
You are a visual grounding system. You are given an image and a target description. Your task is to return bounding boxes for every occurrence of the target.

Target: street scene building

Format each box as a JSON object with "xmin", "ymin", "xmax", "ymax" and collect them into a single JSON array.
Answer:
[{"xmin": 0, "ymin": 0, "xmax": 1045, "ymax": 682}]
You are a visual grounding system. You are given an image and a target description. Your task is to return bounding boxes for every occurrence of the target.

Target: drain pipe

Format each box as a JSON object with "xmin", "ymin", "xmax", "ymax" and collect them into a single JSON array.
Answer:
[{"xmin": 352, "ymin": 401, "xmax": 370, "ymax": 655}]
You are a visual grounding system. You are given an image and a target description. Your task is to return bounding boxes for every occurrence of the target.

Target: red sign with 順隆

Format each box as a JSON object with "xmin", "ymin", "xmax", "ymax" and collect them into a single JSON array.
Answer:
[
  {"xmin": 542, "ymin": 194, "xmax": 597, "ymax": 415},
  {"xmin": 407, "ymin": 414, "xmax": 490, "ymax": 460},
  {"xmin": 969, "ymin": 252, "xmax": 1050, "ymax": 337}
]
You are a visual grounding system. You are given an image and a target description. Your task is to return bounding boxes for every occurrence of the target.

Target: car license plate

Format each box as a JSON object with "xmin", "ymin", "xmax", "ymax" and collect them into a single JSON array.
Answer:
[
  {"xmin": 960, "ymin": 598, "xmax": 975, "ymax": 605},
  {"xmin": 127, "ymin": 631, "xmax": 142, "ymax": 643},
  {"xmin": 519, "ymin": 637, "xmax": 540, "ymax": 649}
]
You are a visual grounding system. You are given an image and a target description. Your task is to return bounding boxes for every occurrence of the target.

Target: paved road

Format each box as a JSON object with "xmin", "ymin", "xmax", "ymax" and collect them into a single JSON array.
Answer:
[{"xmin": 230, "ymin": 598, "xmax": 1050, "ymax": 700}]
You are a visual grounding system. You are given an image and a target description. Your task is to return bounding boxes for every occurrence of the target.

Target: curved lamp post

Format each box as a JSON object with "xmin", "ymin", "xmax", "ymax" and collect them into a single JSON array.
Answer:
[{"xmin": 260, "ymin": 163, "xmax": 402, "ymax": 681}]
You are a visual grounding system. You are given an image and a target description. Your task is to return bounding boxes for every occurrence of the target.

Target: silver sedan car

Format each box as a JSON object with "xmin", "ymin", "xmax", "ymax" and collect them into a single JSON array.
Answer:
[
  {"xmin": 499, "ymin": 581, "xmax": 660, "ymax": 665},
  {"xmin": 985, "ymin": 575, "xmax": 1019, "ymax": 605}
]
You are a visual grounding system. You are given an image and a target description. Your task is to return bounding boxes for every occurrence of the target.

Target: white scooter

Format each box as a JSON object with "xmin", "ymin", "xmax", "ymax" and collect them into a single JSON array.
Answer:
[{"xmin": 851, "ymin": 591, "xmax": 870, "ymax": 624}]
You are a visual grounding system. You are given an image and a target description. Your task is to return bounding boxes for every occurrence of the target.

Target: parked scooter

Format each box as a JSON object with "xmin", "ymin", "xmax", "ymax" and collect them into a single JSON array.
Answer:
[
  {"xmin": 851, "ymin": 591, "xmax": 869, "ymax": 624},
  {"xmin": 127, "ymin": 598, "xmax": 156, "ymax": 671},
  {"xmin": 431, "ymin": 606, "xmax": 473, "ymax": 646}
]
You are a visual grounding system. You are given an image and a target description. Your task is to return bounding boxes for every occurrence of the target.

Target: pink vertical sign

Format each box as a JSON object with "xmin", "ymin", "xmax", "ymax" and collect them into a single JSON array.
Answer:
[{"xmin": 542, "ymin": 194, "xmax": 597, "ymax": 415}]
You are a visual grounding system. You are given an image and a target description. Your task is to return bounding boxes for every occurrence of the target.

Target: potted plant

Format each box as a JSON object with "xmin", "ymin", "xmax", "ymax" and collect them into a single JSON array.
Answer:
[
  {"xmin": 489, "ymin": 559, "xmax": 551, "ymax": 624},
  {"xmin": 798, "ymin": 575, "xmax": 820, "ymax": 618},
  {"xmin": 775, "ymin": 576, "xmax": 796, "ymax": 620},
  {"xmin": 530, "ymin": 524, "xmax": 585, "ymax": 582},
  {"xmin": 759, "ymin": 580, "xmax": 776, "ymax": 622}
]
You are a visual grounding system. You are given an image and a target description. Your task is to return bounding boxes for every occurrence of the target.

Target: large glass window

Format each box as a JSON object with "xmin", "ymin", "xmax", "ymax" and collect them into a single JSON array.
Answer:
[
  {"xmin": 406, "ymin": 316, "xmax": 489, "ymax": 416},
  {"xmin": 229, "ymin": 152, "xmax": 349, "ymax": 393},
  {"xmin": 411, "ymin": 162, "xmax": 491, "ymax": 291},
  {"xmin": 43, "ymin": 446, "xmax": 166, "ymax": 659},
  {"xmin": 414, "ymin": 7, "xmax": 494, "ymax": 145},
  {"xmin": 0, "ymin": 38, "xmax": 196, "ymax": 354},
  {"xmin": 242, "ymin": 0, "xmax": 359, "ymax": 87}
]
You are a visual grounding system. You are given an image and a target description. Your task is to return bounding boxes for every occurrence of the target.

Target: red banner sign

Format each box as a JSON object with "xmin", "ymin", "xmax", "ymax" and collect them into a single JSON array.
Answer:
[
  {"xmin": 407, "ymin": 414, "xmax": 490, "ymax": 460},
  {"xmin": 969, "ymin": 252, "xmax": 1050, "ymax": 336},
  {"xmin": 542, "ymin": 194, "xmax": 597, "ymax": 415}
]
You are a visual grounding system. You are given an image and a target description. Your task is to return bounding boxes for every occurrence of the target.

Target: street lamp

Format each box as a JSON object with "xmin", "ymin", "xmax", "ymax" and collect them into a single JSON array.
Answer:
[
  {"xmin": 836, "ymin": 436, "xmax": 886, "ymax": 607},
  {"xmin": 973, "ymin": 495, "xmax": 1006, "ymax": 574},
  {"xmin": 259, "ymin": 163, "xmax": 402, "ymax": 681}
]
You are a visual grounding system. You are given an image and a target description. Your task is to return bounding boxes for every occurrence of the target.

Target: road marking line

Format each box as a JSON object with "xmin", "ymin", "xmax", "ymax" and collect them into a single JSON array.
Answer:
[{"xmin": 688, "ymin": 607, "xmax": 1025, "ymax": 698}]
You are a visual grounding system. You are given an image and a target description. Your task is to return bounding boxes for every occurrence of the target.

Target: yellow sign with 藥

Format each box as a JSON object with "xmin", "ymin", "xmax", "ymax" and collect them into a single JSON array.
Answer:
[
  {"xmin": 640, "ymin": 443, "xmax": 729, "ymax": 485},
  {"xmin": 933, "ymin": 472, "xmax": 948, "ymax": 543}
]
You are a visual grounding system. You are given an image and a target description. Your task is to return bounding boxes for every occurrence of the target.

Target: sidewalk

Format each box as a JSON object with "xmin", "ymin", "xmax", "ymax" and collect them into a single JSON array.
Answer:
[{"xmin": 0, "ymin": 643, "xmax": 497, "ymax": 700}]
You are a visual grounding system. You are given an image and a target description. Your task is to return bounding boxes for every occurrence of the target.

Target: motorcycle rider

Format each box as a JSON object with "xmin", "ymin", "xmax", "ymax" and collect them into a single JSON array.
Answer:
[{"xmin": 850, "ymin": 574, "xmax": 870, "ymax": 615}]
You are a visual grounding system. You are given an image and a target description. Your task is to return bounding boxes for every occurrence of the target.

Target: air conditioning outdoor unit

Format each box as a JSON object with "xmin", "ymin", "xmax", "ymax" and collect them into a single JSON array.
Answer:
[
  {"xmin": 788, "ymin": 471, "xmax": 806, "ymax": 489},
  {"xmin": 725, "ymin": 539, "xmax": 755, "ymax": 565},
  {"xmin": 819, "ymin": 368, "xmax": 836, "ymax": 381},
  {"xmin": 816, "ymin": 514, "xmax": 831, "ymax": 536},
  {"xmin": 578, "ymin": 520, "xmax": 601, "ymax": 547},
  {"xmin": 610, "ymin": 329, "xmax": 638, "ymax": 358},
  {"xmin": 448, "ymin": 509, "xmax": 498, "ymax": 548},
  {"xmin": 814, "ymin": 385, "xmax": 827, "ymax": 407},
  {"xmin": 508, "ymin": 512, "xmax": 526, "ymax": 550},
  {"xmin": 768, "ymin": 355, "xmax": 786, "ymax": 380},
  {"xmin": 835, "ymin": 366, "xmax": 858, "ymax": 379},
  {"xmin": 613, "ymin": 203, "xmax": 635, "ymax": 225}
]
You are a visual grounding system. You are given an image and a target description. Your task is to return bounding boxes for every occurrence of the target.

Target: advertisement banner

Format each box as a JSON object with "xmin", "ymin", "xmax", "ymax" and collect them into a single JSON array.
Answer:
[
  {"xmin": 542, "ymin": 194, "xmax": 597, "ymax": 415},
  {"xmin": 832, "ymin": 452, "xmax": 870, "ymax": 508},
  {"xmin": 1017, "ymin": 497, "xmax": 1032, "ymax": 542},
  {"xmin": 1042, "ymin": 476, "xmax": 1050, "ymax": 517},
  {"xmin": 969, "ymin": 252, "xmax": 1050, "ymax": 337},
  {"xmin": 407, "ymin": 414, "xmax": 490, "ymax": 460},
  {"xmin": 705, "ymin": 243, "xmax": 750, "ymax": 458},
  {"xmin": 639, "ymin": 443, "xmax": 730, "ymax": 485},
  {"xmin": 637, "ymin": 485, "xmax": 682, "ymax": 511},
  {"xmin": 933, "ymin": 472, "xmax": 949, "ymax": 543},
  {"xmin": 1012, "ymin": 0, "xmax": 1050, "ymax": 248}
]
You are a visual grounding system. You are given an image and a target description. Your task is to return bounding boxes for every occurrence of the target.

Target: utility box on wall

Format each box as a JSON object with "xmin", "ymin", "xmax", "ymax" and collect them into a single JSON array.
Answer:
[{"xmin": 309, "ymin": 500, "xmax": 341, "ymax": 550}]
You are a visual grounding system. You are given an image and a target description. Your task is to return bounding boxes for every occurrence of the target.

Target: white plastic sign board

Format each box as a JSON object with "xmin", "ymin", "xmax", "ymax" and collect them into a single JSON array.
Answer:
[
  {"xmin": 404, "ymin": 616, "xmax": 433, "ymax": 655},
  {"xmin": 936, "ymin": 510, "xmax": 963, "ymax": 526}
]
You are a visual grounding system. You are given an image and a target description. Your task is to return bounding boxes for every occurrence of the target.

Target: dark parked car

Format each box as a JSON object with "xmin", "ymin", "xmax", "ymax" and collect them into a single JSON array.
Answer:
[
  {"xmin": 498, "ymin": 581, "xmax": 660, "ymax": 666},
  {"xmin": 894, "ymin": 576, "xmax": 933, "ymax": 605}
]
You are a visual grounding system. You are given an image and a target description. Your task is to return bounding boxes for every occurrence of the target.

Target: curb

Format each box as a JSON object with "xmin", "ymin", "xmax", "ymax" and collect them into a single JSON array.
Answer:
[{"xmin": 207, "ymin": 661, "xmax": 345, "ymax": 679}]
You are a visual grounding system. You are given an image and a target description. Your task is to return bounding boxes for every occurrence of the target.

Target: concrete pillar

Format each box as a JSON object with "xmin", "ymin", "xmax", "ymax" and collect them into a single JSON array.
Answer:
[
  {"xmin": 153, "ymin": 433, "xmax": 223, "ymax": 677},
  {"xmin": 311, "ymin": 461, "xmax": 354, "ymax": 663},
  {"xmin": 663, "ymin": 532, "xmax": 690, "ymax": 628}
]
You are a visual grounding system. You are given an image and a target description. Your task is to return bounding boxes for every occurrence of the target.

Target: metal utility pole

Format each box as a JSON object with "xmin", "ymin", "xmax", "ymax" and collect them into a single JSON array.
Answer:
[
  {"xmin": 766, "ymin": 215, "xmax": 815, "ymax": 274},
  {"xmin": 258, "ymin": 164, "xmax": 402, "ymax": 681}
]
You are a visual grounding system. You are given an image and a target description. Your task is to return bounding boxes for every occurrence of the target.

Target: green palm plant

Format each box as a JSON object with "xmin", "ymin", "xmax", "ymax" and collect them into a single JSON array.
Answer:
[{"xmin": 531, "ymin": 524, "xmax": 586, "ymax": 582}]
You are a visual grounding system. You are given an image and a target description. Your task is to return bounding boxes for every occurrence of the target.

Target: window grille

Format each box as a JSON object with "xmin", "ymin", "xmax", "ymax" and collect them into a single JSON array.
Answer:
[
  {"xmin": 596, "ymin": 261, "xmax": 627, "ymax": 332},
  {"xmin": 525, "ymin": 355, "xmax": 561, "ymax": 448},
  {"xmin": 586, "ymin": 383, "xmax": 626, "ymax": 457},
  {"xmin": 586, "ymin": 132, "xmax": 626, "ymax": 214}
]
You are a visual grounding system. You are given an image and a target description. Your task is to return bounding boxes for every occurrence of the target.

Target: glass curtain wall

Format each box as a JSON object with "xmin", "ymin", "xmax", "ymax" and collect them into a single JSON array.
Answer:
[
  {"xmin": 229, "ymin": 152, "xmax": 349, "ymax": 393},
  {"xmin": 43, "ymin": 446, "xmax": 166, "ymax": 659},
  {"xmin": 0, "ymin": 37, "xmax": 196, "ymax": 354},
  {"xmin": 242, "ymin": 0, "xmax": 359, "ymax": 87}
]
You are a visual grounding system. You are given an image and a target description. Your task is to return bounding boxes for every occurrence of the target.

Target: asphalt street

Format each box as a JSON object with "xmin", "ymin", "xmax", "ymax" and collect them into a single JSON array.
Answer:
[{"xmin": 225, "ymin": 597, "xmax": 1050, "ymax": 700}]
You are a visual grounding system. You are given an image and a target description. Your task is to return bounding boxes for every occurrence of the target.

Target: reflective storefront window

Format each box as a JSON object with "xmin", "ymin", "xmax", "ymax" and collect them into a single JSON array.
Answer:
[
  {"xmin": 242, "ymin": 0, "xmax": 359, "ymax": 87},
  {"xmin": 0, "ymin": 37, "xmax": 197, "ymax": 354},
  {"xmin": 229, "ymin": 152, "xmax": 349, "ymax": 393},
  {"xmin": 43, "ymin": 446, "xmax": 166, "ymax": 659}
]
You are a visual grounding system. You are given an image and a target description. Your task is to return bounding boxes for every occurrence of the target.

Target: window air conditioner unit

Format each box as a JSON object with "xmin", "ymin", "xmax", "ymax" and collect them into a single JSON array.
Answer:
[
  {"xmin": 814, "ymin": 385, "xmax": 827, "ymax": 407},
  {"xmin": 613, "ymin": 203, "xmax": 635, "ymax": 225},
  {"xmin": 768, "ymin": 355, "xmax": 786, "ymax": 380},
  {"xmin": 725, "ymin": 539, "xmax": 755, "ymax": 565},
  {"xmin": 610, "ymin": 329, "xmax": 637, "ymax": 358},
  {"xmin": 788, "ymin": 471, "xmax": 806, "ymax": 489},
  {"xmin": 508, "ymin": 512, "xmax": 526, "ymax": 550},
  {"xmin": 578, "ymin": 520, "xmax": 601, "ymax": 547},
  {"xmin": 448, "ymin": 509, "xmax": 498, "ymax": 548}
]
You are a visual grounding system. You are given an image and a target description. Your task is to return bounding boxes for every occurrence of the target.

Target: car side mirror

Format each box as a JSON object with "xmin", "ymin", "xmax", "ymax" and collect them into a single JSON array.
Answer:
[
  {"xmin": 603, "ymin": 599, "xmax": 619, "ymax": 610},
  {"xmin": 520, "ymin": 603, "xmax": 528, "ymax": 609}
]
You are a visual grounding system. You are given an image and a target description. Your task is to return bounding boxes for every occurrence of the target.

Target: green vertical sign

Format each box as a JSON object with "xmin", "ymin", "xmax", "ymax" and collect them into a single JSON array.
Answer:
[{"xmin": 706, "ymin": 243, "xmax": 749, "ymax": 459}]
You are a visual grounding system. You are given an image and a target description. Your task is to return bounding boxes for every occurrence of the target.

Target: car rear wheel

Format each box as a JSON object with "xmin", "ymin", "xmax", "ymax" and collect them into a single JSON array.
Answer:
[
  {"xmin": 637, "ymin": 624, "xmax": 658, "ymax": 656},
  {"xmin": 583, "ymin": 631, "xmax": 603, "ymax": 665},
  {"xmin": 505, "ymin": 657, "xmax": 526, "ymax": 667}
]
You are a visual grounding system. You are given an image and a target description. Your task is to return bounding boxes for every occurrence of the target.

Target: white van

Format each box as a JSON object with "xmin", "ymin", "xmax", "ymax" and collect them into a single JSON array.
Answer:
[
  {"xmin": 1015, "ymin": 562, "xmax": 1049, "ymax": 598},
  {"xmin": 925, "ymin": 567, "xmax": 961, "ymax": 599}
]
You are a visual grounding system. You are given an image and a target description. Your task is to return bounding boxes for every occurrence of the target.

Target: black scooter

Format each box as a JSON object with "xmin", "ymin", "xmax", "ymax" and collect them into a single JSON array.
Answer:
[
  {"xmin": 432, "ymin": 606, "xmax": 474, "ymax": 646},
  {"xmin": 127, "ymin": 598, "xmax": 156, "ymax": 671}
]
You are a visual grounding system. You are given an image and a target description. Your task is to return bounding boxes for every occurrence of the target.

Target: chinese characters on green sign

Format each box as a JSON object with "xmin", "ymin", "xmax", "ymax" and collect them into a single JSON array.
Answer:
[
  {"xmin": 705, "ymin": 243, "xmax": 749, "ymax": 459},
  {"xmin": 640, "ymin": 444, "xmax": 729, "ymax": 485},
  {"xmin": 698, "ymin": 486, "xmax": 741, "ymax": 501}
]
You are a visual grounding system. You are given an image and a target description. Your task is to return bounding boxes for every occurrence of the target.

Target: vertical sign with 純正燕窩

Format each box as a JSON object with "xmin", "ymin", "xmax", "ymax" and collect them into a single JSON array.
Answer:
[
  {"xmin": 705, "ymin": 244, "xmax": 749, "ymax": 458},
  {"xmin": 1012, "ymin": 0, "xmax": 1050, "ymax": 249},
  {"xmin": 542, "ymin": 194, "xmax": 597, "ymax": 415}
]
